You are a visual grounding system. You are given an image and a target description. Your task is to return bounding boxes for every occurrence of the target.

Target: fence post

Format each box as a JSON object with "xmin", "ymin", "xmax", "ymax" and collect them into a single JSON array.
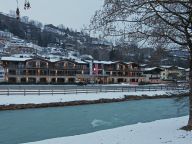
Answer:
[
  {"xmin": 39, "ymin": 89, "xmax": 40, "ymax": 95},
  {"xmin": 7, "ymin": 88, "xmax": 9, "ymax": 96},
  {"xmin": 24, "ymin": 89, "xmax": 25, "ymax": 96},
  {"xmin": 52, "ymin": 88, "xmax": 53, "ymax": 96},
  {"xmin": 135, "ymin": 86, "xmax": 136, "ymax": 92}
]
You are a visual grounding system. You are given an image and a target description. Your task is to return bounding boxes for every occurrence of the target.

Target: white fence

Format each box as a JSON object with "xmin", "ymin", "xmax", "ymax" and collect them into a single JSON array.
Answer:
[{"xmin": 0, "ymin": 85, "xmax": 188, "ymax": 96}]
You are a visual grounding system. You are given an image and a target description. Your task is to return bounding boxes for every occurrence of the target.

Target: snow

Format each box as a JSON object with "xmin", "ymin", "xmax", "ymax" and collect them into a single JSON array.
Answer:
[
  {"xmin": 25, "ymin": 116, "xmax": 192, "ymax": 144},
  {"xmin": 12, "ymin": 54, "xmax": 34, "ymax": 58},
  {"xmin": 161, "ymin": 65, "xmax": 173, "ymax": 69},
  {"xmin": 178, "ymin": 67, "xmax": 185, "ymax": 70},
  {"xmin": 80, "ymin": 54, "xmax": 93, "ymax": 60},
  {"xmin": 93, "ymin": 60, "xmax": 115, "ymax": 64},
  {"xmin": 160, "ymin": 65, "xmax": 185, "ymax": 70},
  {"xmin": 126, "ymin": 62, "xmax": 136, "ymax": 65},
  {"xmin": 1, "ymin": 56, "xmax": 32, "ymax": 61},
  {"xmin": 144, "ymin": 67, "xmax": 159, "ymax": 71},
  {"xmin": 1, "ymin": 54, "xmax": 86, "ymax": 64},
  {"xmin": 140, "ymin": 64, "xmax": 147, "ymax": 67},
  {"xmin": 73, "ymin": 59, "xmax": 87, "ymax": 64},
  {"xmin": 186, "ymin": 68, "xmax": 190, "ymax": 72},
  {"xmin": 0, "ymin": 90, "xmax": 185, "ymax": 105}
]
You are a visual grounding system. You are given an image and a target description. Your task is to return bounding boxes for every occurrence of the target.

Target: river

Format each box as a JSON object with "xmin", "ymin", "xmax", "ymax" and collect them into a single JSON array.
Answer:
[{"xmin": 0, "ymin": 98, "xmax": 188, "ymax": 144}]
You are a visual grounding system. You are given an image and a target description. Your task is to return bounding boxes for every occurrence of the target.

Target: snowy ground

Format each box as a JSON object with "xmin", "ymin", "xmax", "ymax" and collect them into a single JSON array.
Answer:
[
  {"xmin": 0, "ymin": 90, "xmax": 186, "ymax": 105},
  {"xmin": 25, "ymin": 116, "xmax": 192, "ymax": 144}
]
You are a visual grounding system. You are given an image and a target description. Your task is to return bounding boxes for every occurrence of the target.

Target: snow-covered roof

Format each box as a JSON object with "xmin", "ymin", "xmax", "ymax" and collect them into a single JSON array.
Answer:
[
  {"xmin": 144, "ymin": 67, "xmax": 159, "ymax": 71},
  {"xmin": 1, "ymin": 57, "xmax": 32, "ymax": 62},
  {"xmin": 160, "ymin": 65, "xmax": 185, "ymax": 70},
  {"xmin": 140, "ymin": 64, "xmax": 147, "ymax": 67},
  {"xmin": 185, "ymin": 68, "xmax": 190, "ymax": 72},
  {"xmin": 177, "ymin": 67, "xmax": 185, "ymax": 70},
  {"xmin": 126, "ymin": 62, "xmax": 137, "ymax": 65},
  {"xmin": 93, "ymin": 60, "xmax": 115, "ymax": 64},
  {"xmin": 49, "ymin": 58, "xmax": 60, "ymax": 63},
  {"xmin": 73, "ymin": 59, "xmax": 87, "ymax": 64},
  {"xmin": 160, "ymin": 65, "xmax": 172, "ymax": 69}
]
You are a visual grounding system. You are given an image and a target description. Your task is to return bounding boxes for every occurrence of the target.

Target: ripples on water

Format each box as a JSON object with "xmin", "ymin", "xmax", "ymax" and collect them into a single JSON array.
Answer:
[{"xmin": 91, "ymin": 119, "xmax": 112, "ymax": 128}]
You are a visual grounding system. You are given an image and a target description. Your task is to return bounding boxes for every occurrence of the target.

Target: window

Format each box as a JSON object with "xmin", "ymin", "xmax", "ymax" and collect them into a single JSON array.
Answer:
[
  {"xmin": 40, "ymin": 61, "xmax": 48, "ymax": 68},
  {"xmin": 27, "ymin": 61, "xmax": 36, "ymax": 68},
  {"xmin": 55, "ymin": 62, "xmax": 64, "ymax": 69}
]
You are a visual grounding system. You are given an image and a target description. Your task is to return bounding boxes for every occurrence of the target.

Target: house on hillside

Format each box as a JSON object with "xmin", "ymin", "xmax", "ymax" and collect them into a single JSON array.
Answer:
[
  {"xmin": 0, "ymin": 31, "xmax": 13, "ymax": 39},
  {"xmin": 5, "ymin": 46, "xmax": 37, "ymax": 55}
]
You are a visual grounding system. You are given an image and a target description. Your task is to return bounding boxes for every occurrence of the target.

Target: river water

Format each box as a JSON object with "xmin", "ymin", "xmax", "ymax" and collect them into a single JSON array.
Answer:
[{"xmin": 0, "ymin": 98, "xmax": 188, "ymax": 144}]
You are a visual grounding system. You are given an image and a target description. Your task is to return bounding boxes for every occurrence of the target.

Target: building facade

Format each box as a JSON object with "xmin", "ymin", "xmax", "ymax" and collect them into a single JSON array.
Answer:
[
  {"xmin": 1, "ymin": 57, "xmax": 89, "ymax": 84},
  {"xmin": 143, "ymin": 67, "xmax": 163, "ymax": 84},
  {"xmin": 1, "ymin": 57, "xmax": 143, "ymax": 84}
]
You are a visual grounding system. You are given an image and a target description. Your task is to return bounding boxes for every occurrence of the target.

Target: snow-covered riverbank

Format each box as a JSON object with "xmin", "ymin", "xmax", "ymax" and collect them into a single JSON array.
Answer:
[
  {"xmin": 0, "ymin": 90, "xmax": 186, "ymax": 105},
  {"xmin": 25, "ymin": 116, "xmax": 191, "ymax": 144}
]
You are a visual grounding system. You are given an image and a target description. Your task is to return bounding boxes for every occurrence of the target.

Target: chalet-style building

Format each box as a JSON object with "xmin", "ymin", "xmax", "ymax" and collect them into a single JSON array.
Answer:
[
  {"xmin": 90, "ymin": 61, "xmax": 142, "ymax": 84},
  {"xmin": 1, "ymin": 57, "xmax": 144, "ymax": 84},
  {"xmin": 143, "ymin": 67, "xmax": 163, "ymax": 84},
  {"xmin": 1, "ymin": 57, "xmax": 89, "ymax": 84},
  {"xmin": 104, "ymin": 62, "xmax": 142, "ymax": 84},
  {"xmin": 160, "ymin": 66, "xmax": 185, "ymax": 81}
]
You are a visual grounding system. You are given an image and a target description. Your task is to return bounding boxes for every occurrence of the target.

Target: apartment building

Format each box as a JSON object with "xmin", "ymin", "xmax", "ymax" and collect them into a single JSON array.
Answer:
[
  {"xmin": 1, "ymin": 57, "xmax": 89, "ymax": 84},
  {"xmin": 1, "ymin": 56, "xmax": 144, "ymax": 84},
  {"xmin": 90, "ymin": 61, "xmax": 142, "ymax": 84}
]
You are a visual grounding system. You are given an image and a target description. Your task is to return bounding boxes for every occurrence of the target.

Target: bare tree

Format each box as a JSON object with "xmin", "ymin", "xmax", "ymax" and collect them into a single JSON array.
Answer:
[{"xmin": 91, "ymin": 0, "xmax": 192, "ymax": 130}]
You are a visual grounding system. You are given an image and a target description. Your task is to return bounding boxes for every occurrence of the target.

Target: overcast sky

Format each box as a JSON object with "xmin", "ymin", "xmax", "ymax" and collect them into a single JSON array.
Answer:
[{"xmin": 0, "ymin": 0, "xmax": 103, "ymax": 31}]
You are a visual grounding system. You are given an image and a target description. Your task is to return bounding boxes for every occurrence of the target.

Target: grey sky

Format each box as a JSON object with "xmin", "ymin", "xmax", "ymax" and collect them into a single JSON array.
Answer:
[{"xmin": 0, "ymin": 0, "xmax": 103, "ymax": 31}]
